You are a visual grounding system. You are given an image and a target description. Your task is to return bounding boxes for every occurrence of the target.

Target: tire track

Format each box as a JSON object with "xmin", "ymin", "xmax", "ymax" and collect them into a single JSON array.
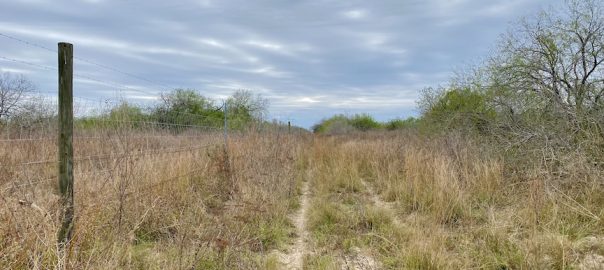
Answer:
[
  {"xmin": 361, "ymin": 180, "xmax": 402, "ymax": 227},
  {"xmin": 275, "ymin": 179, "xmax": 310, "ymax": 269}
]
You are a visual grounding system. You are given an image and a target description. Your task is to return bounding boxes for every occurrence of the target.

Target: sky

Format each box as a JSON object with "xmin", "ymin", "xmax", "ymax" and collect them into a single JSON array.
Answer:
[{"xmin": 0, "ymin": 0, "xmax": 564, "ymax": 128}]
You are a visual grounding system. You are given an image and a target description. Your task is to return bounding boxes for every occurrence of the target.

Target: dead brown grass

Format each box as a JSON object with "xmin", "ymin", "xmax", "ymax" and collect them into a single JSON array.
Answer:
[
  {"xmin": 304, "ymin": 131, "xmax": 604, "ymax": 269},
  {"xmin": 0, "ymin": 128, "xmax": 309, "ymax": 269},
  {"xmin": 2, "ymin": 128, "xmax": 603, "ymax": 269}
]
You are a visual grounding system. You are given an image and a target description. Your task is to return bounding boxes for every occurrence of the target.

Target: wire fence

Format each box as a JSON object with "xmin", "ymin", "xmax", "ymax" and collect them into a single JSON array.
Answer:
[
  {"xmin": 0, "ymin": 34, "xmax": 233, "ymax": 209},
  {"xmin": 0, "ymin": 32, "xmax": 305, "ymax": 207},
  {"xmin": 0, "ymin": 99, "xmax": 226, "ymax": 198}
]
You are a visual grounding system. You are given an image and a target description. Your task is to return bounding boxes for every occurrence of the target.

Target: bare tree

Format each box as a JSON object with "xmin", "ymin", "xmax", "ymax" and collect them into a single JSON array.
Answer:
[
  {"xmin": 227, "ymin": 89, "xmax": 269, "ymax": 120},
  {"xmin": 495, "ymin": 0, "xmax": 604, "ymax": 124},
  {"xmin": 0, "ymin": 72, "xmax": 34, "ymax": 121}
]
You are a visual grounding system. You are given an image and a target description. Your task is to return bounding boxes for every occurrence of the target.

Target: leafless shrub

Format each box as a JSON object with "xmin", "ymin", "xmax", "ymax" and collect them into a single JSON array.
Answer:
[{"xmin": 0, "ymin": 72, "xmax": 34, "ymax": 121}]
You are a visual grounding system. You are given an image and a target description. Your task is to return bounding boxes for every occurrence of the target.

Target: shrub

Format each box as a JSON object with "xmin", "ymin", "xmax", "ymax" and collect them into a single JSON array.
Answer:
[
  {"xmin": 313, "ymin": 114, "xmax": 383, "ymax": 134},
  {"xmin": 349, "ymin": 114, "xmax": 381, "ymax": 131},
  {"xmin": 385, "ymin": 117, "xmax": 419, "ymax": 130},
  {"xmin": 421, "ymin": 87, "xmax": 496, "ymax": 134}
]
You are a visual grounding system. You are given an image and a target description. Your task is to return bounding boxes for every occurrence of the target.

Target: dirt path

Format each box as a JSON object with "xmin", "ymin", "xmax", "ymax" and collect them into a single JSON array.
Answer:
[
  {"xmin": 276, "ymin": 179, "xmax": 310, "ymax": 269},
  {"xmin": 341, "ymin": 247, "xmax": 379, "ymax": 270},
  {"xmin": 361, "ymin": 180, "xmax": 401, "ymax": 226},
  {"xmin": 322, "ymin": 179, "xmax": 405, "ymax": 270}
]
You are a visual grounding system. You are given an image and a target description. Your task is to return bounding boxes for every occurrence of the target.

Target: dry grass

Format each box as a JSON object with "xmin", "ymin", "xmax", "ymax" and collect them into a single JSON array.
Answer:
[
  {"xmin": 0, "ymin": 126, "xmax": 309, "ymax": 269},
  {"xmin": 2, "ymin": 128, "xmax": 603, "ymax": 269},
  {"xmin": 304, "ymin": 132, "xmax": 604, "ymax": 269}
]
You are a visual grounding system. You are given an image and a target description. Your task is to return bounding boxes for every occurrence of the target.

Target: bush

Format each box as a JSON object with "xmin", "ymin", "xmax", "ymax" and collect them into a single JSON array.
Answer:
[
  {"xmin": 349, "ymin": 114, "xmax": 381, "ymax": 131},
  {"xmin": 313, "ymin": 114, "xmax": 421, "ymax": 134},
  {"xmin": 385, "ymin": 117, "xmax": 419, "ymax": 131},
  {"xmin": 421, "ymin": 87, "xmax": 496, "ymax": 134},
  {"xmin": 153, "ymin": 89, "xmax": 223, "ymax": 127},
  {"xmin": 312, "ymin": 114, "xmax": 382, "ymax": 134},
  {"xmin": 312, "ymin": 115, "xmax": 351, "ymax": 134},
  {"xmin": 108, "ymin": 101, "xmax": 147, "ymax": 122}
]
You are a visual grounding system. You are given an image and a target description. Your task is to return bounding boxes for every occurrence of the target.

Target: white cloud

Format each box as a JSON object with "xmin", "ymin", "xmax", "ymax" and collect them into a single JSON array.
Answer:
[
  {"xmin": 244, "ymin": 40, "xmax": 283, "ymax": 51},
  {"xmin": 342, "ymin": 9, "xmax": 368, "ymax": 20},
  {"xmin": 195, "ymin": 37, "xmax": 261, "ymax": 64},
  {"xmin": 298, "ymin": 97, "xmax": 320, "ymax": 103},
  {"xmin": 0, "ymin": 67, "xmax": 31, "ymax": 74},
  {"xmin": 249, "ymin": 66, "xmax": 291, "ymax": 78}
]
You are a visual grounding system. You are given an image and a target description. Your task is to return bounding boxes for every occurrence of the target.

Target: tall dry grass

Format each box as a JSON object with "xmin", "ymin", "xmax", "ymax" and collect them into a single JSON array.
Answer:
[
  {"xmin": 305, "ymin": 131, "xmax": 604, "ymax": 269},
  {"xmin": 0, "ymin": 125, "xmax": 309, "ymax": 269},
  {"xmin": 3, "ymin": 125, "xmax": 603, "ymax": 269}
]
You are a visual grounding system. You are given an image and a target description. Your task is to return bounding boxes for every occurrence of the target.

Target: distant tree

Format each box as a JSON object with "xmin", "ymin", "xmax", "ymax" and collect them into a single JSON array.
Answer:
[
  {"xmin": 0, "ymin": 73, "xmax": 34, "ymax": 121},
  {"xmin": 227, "ymin": 89, "xmax": 269, "ymax": 120},
  {"xmin": 108, "ymin": 101, "xmax": 146, "ymax": 121},
  {"xmin": 349, "ymin": 114, "xmax": 381, "ymax": 131},
  {"xmin": 312, "ymin": 114, "xmax": 353, "ymax": 134},
  {"xmin": 418, "ymin": 86, "xmax": 497, "ymax": 135},
  {"xmin": 153, "ymin": 89, "xmax": 222, "ymax": 127},
  {"xmin": 10, "ymin": 95, "xmax": 56, "ymax": 130},
  {"xmin": 224, "ymin": 89, "xmax": 269, "ymax": 129},
  {"xmin": 385, "ymin": 117, "xmax": 419, "ymax": 130},
  {"xmin": 151, "ymin": 89, "xmax": 268, "ymax": 130},
  {"xmin": 312, "ymin": 114, "xmax": 383, "ymax": 134},
  {"xmin": 159, "ymin": 89, "xmax": 215, "ymax": 115}
]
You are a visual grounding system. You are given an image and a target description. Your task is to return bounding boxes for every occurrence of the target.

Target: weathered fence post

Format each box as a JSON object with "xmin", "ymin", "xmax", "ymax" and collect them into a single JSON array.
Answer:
[
  {"xmin": 223, "ymin": 100, "xmax": 228, "ymax": 150},
  {"xmin": 57, "ymin": 42, "xmax": 74, "ymax": 246}
]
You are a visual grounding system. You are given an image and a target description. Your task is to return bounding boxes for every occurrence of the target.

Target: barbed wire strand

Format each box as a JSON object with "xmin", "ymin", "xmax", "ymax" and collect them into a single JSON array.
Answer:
[
  {"xmin": 0, "ymin": 32, "xmax": 174, "ymax": 90},
  {"xmin": 2, "ymin": 150, "xmax": 210, "ymax": 193},
  {"xmin": 1, "ymin": 142, "xmax": 220, "ymax": 170},
  {"xmin": 0, "ymin": 134, "xmax": 223, "ymax": 143},
  {"xmin": 3, "ymin": 161, "xmax": 209, "ymax": 197},
  {"xmin": 0, "ymin": 33, "xmax": 235, "ymax": 204},
  {"xmin": 0, "ymin": 55, "xmax": 164, "ymax": 97}
]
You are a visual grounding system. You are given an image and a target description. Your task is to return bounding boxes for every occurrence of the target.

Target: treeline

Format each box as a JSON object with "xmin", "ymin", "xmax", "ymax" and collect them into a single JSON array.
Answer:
[
  {"xmin": 77, "ymin": 89, "xmax": 268, "ymax": 131},
  {"xmin": 312, "ymin": 114, "xmax": 419, "ymax": 134},
  {"xmin": 0, "ymin": 83, "xmax": 272, "ymax": 132}
]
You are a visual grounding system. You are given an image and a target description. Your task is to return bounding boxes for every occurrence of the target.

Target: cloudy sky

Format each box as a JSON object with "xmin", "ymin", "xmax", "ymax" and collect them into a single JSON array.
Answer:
[{"xmin": 0, "ymin": 0, "xmax": 563, "ymax": 128}]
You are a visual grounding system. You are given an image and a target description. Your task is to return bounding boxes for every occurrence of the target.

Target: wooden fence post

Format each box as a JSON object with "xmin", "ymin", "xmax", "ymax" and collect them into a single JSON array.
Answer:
[
  {"xmin": 223, "ymin": 100, "xmax": 228, "ymax": 150},
  {"xmin": 57, "ymin": 42, "xmax": 74, "ymax": 246}
]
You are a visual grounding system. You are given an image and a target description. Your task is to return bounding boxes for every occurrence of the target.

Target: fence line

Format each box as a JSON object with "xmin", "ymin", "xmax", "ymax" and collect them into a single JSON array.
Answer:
[
  {"xmin": 0, "ymin": 32, "xmax": 174, "ymax": 91},
  {"xmin": 5, "ymin": 161, "xmax": 212, "ymax": 198},
  {"xmin": 2, "ymin": 142, "xmax": 221, "ymax": 169},
  {"xmin": 0, "ymin": 54, "xmax": 164, "ymax": 97},
  {"xmin": 85, "ymin": 119, "xmax": 223, "ymax": 130},
  {"xmin": 0, "ymin": 134, "xmax": 223, "ymax": 143},
  {"xmin": 4, "ymin": 168, "xmax": 113, "ymax": 192},
  {"xmin": 0, "ymin": 38, "xmax": 309, "ymax": 247},
  {"xmin": 0, "ymin": 55, "xmax": 56, "ymax": 71},
  {"xmin": 4, "ymin": 148, "xmax": 212, "ymax": 193}
]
